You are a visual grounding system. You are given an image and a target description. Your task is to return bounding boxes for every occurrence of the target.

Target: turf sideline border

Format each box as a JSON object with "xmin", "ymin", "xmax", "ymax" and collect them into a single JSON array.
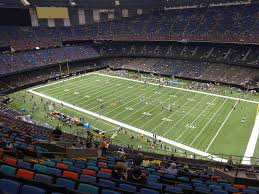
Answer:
[
  {"xmin": 27, "ymin": 89, "xmax": 227, "ymax": 163},
  {"xmin": 93, "ymin": 73, "xmax": 259, "ymax": 104},
  {"xmin": 242, "ymin": 109, "xmax": 259, "ymax": 165}
]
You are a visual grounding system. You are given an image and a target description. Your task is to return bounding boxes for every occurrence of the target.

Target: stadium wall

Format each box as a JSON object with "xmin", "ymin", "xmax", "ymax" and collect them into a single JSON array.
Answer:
[{"xmin": 0, "ymin": 8, "xmax": 31, "ymax": 26}]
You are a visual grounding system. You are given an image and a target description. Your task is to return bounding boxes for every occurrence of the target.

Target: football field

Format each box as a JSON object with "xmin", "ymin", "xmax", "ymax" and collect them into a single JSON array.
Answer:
[{"xmin": 28, "ymin": 72, "xmax": 259, "ymax": 163}]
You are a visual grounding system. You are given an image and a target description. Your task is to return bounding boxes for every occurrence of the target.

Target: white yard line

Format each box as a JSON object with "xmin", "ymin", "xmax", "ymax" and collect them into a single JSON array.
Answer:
[
  {"xmin": 150, "ymin": 92, "xmax": 200, "ymax": 133},
  {"xmin": 190, "ymin": 98, "xmax": 228, "ymax": 146},
  {"xmin": 105, "ymin": 86, "xmax": 162, "ymax": 116},
  {"xmin": 163, "ymin": 95, "xmax": 209, "ymax": 137},
  {"xmin": 138, "ymin": 91, "xmax": 188, "ymax": 128},
  {"xmin": 128, "ymin": 89, "xmax": 183, "ymax": 125},
  {"xmin": 175, "ymin": 97, "xmax": 218, "ymax": 141},
  {"xmin": 40, "ymin": 75, "xmax": 123, "ymax": 98},
  {"xmin": 205, "ymin": 100, "xmax": 239, "ymax": 152},
  {"xmin": 44, "ymin": 76, "xmax": 117, "ymax": 100},
  {"xmin": 242, "ymin": 106, "xmax": 259, "ymax": 165},
  {"xmin": 65, "ymin": 79, "xmax": 143, "ymax": 109},
  {"xmin": 27, "ymin": 89, "xmax": 227, "ymax": 162},
  {"xmin": 32, "ymin": 75, "xmax": 98, "ymax": 94},
  {"xmin": 119, "ymin": 88, "xmax": 176, "ymax": 121},
  {"xmin": 94, "ymin": 73, "xmax": 259, "ymax": 104}
]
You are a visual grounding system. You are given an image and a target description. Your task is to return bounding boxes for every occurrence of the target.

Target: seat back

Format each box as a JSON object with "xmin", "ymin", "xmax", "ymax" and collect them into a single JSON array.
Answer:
[
  {"xmin": 20, "ymin": 185, "xmax": 46, "ymax": 194},
  {"xmin": 78, "ymin": 183, "xmax": 98, "ymax": 194},
  {"xmin": 56, "ymin": 178, "xmax": 75, "ymax": 189},
  {"xmin": 0, "ymin": 178, "xmax": 21, "ymax": 194},
  {"xmin": 33, "ymin": 164, "xmax": 47, "ymax": 173},
  {"xmin": 101, "ymin": 189, "xmax": 120, "ymax": 194},
  {"xmin": 80, "ymin": 174, "xmax": 97, "ymax": 183},
  {"xmin": 17, "ymin": 160, "xmax": 31, "ymax": 169},
  {"xmin": 34, "ymin": 173, "xmax": 53, "ymax": 184},
  {"xmin": 4, "ymin": 157, "xmax": 17, "ymax": 166},
  {"xmin": 140, "ymin": 188, "xmax": 159, "ymax": 194},
  {"xmin": 97, "ymin": 171, "xmax": 111, "ymax": 178},
  {"xmin": 63, "ymin": 170, "xmax": 79, "ymax": 180},
  {"xmin": 16, "ymin": 169, "xmax": 34, "ymax": 180},
  {"xmin": 47, "ymin": 167, "xmax": 62, "ymax": 176},
  {"xmin": 119, "ymin": 183, "xmax": 137, "ymax": 192},
  {"xmin": 82, "ymin": 169, "xmax": 96, "ymax": 175},
  {"xmin": 56, "ymin": 163, "xmax": 68, "ymax": 169},
  {"xmin": 0, "ymin": 165, "xmax": 16, "ymax": 175},
  {"xmin": 99, "ymin": 179, "xmax": 115, "ymax": 188}
]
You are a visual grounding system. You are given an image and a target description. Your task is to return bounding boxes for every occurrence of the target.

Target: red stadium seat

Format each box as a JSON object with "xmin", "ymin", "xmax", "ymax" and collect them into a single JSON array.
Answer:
[
  {"xmin": 100, "ymin": 168, "xmax": 112, "ymax": 174},
  {"xmin": 4, "ymin": 157, "xmax": 17, "ymax": 166},
  {"xmin": 16, "ymin": 169, "xmax": 34, "ymax": 180},
  {"xmin": 63, "ymin": 170, "xmax": 79, "ymax": 180},
  {"xmin": 82, "ymin": 169, "xmax": 96, "ymax": 175},
  {"xmin": 56, "ymin": 163, "xmax": 69, "ymax": 169}
]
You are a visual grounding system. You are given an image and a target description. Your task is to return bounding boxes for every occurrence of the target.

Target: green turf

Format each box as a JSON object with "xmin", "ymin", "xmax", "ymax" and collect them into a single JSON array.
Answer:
[{"xmin": 8, "ymin": 71, "xmax": 259, "ymax": 161}]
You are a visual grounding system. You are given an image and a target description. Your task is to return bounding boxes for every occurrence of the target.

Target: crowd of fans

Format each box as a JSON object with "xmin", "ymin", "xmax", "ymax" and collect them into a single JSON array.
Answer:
[
  {"xmin": 109, "ymin": 57, "xmax": 259, "ymax": 89},
  {"xmin": 0, "ymin": 45, "xmax": 100, "ymax": 76},
  {"xmin": 0, "ymin": 3, "xmax": 258, "ymax": 50}
]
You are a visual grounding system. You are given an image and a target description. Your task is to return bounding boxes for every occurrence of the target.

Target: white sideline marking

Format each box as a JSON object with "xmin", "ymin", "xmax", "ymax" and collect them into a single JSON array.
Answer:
[
  {"xmin": 30, "ymin": 73, "xmax": 94, "ymax": 90},
  {"xmin": 242, "ymin": 107, "xmax": 259, "ymax": 165},
  {"xmin": 205, "ymin": 100, "xmax": 239, "ymax": 152},
  {"xmin": 93, "ymin": 73, "xmax": 259, "ymax": 104},
  {"xmin": 28, "ymin": 89, "xmax": 227, "ymax": 163}
]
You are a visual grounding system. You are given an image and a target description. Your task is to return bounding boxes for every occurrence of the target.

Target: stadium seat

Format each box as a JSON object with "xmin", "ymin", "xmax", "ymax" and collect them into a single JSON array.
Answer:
[
  {"xmin": 140, "ymin": 188, "xmax": 159, "ymax": 194},
  {"xmin": 243, "ymin": 189, "xmax": 257, "ymax": 194},
  {"xmin": 119, "ymin": 183, "xmax": 137, "ymax": 192},
  {"xmin": 44, "ymin": 161, "xmax": 56, "ymax": 167},
  {"xmin": 78, "ymin": 183, "xmax": 99, "ymax": 194},
  {"xmin": 101, "ymin": 189, "xmax": 120, "ymax": 194},
  {"xmin": 82, "ymin": 169, "xmax": 96, "ymax": 175},
  {"xmin": 147, "ymin": 182, "xmax": 163, "ymax": 190},
  {"xmin": 17, "ymin": 160, "xmax": 32, "ymax": 169},
  {"xmin": 34, "ymin": 173, "xmax": 53, "ymax": 184},
  {"xmin": 97, "ymin": 171, "xmax": 111, "ymax": 178},
  {"xmin": 195, "ymin": 187, "xmax": 210, "ymax": 194},
  {"xmin": 68, "ymin": 166, "xmax": 81, "ymax": 173},
  {"xmin": 247, "ymin": 186, "xmax": 259, "ymax": 192},
  {"xmin": 0, "ymin": 178, "xmax": 21, "ymax": 194},
  {"xmin": 4, "ymin": 157, "xmax": 17, "ymax": 166},
  {"xmin": 56, "ymin": 163, "xmax": 69, "ymax": 169},
  {"xmin": 99, "ymin": 179, "xmax": 115, "ymax": 188},
  {"xmin": 56, "ymin": 178, "xmax": 76, "ymax": 189},
  {"xmin": 16, "ymin": 169, "xmax": 34, "ymax": 180},
  {"xmin": 87, "ymin": 166, "xmax": 99, "ymax": 171},
  {"xmin": 20, "ymin": 185, "xmax": 46, "ymax": 194},
  {"xmin": 212, "ymin": 190, "xmax": 228, "ymax": 194},
  {"xmin": 47, "ymin": 167, "xmax": 62, "ymax": 176},
  {"xmin": 165, "ymin": 186, "xmax": 183, "ymax": 193},
  {"xmin": 33, "ymin": 164, "xmax": 47, "ymax": 173},
  {"xmin": 62, "ymin": 170, "xmax": 79, "ymax": 180},
  {"xmin": 0, "ymin": 165, "xmax": 16, "ymax": 175},
  {"xmin": 100, "ymin": 168, "xmax": 112, "ymax": 174},
  {"xmin": 80, "ymin": 174, "xmax": 97, "ymax": 183}
]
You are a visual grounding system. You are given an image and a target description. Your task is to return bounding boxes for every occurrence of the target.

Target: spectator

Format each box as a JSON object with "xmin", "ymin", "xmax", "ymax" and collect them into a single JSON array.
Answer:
[
  {"xmin": 142, "ymin": 156, "xmax": 151, "ymax": 167},
  {"xmin": 133, "ymin": 153, "xmax": 143, "ymax": 166},
  {"xmin": 224, "ymin": 156, "xmax": 234, "ymax": 172},
  {"xmin": 178, "ymin": 165, "xmax": 190, "ymax": 176},
  {"xmin": 127, "ymin": 167, "xmax": 146, "ymax": 184},
  {"xmin": 165, "ymin": 163, "xmax": 178, "ymax": 175},
  {"xmin": 52, "ymin": 124, "xmax": 63, "ymax": 141},
  {"xmin": 98, "ymin": 136, "xmax": 109, "ymax": 157},
  {"xmin": 111, "ymin": 162, "xmax": 127, "ymax": 180}
]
